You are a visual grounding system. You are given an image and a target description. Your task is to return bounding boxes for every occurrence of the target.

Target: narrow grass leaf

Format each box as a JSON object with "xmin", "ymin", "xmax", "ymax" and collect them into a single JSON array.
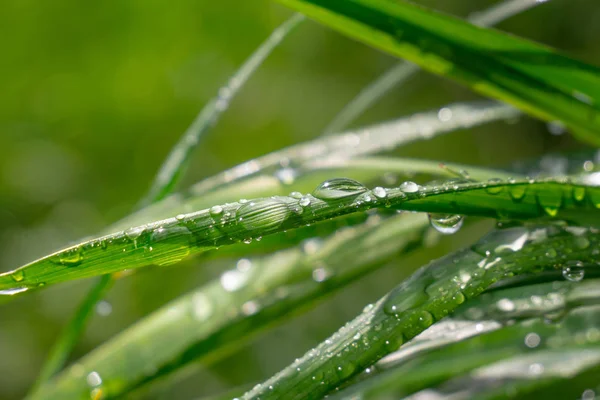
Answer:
[
  {"xmin": 240, "ymin": 224, "xmax": 600, "ymax": 399},
  {"xmin": 140, "ymin": 13, "xmax": 304, "ymax": 206},
  {"xmin": 31, "ymin": 213, "xmax": 430, "ymax": 399},
  {"xmin": 278, "ymin": 0, "xmax": 600, "ymax": 145},
  {"xmin": 324, "ymin": 0, "xmax": 543, "ymax": 133}
]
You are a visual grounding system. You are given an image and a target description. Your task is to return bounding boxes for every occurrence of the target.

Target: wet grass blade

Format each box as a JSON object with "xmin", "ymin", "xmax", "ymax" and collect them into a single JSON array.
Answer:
[
  {"xmin": 334, "ymin": 279, "xmax": 600, "ymax": 398},
  {"xmin": 3, "ymin": 175, "xmax": 600, "ymax": 292},
  {"xmin": 113, "ymin": 101, "xmax": 518, "ymax": 229},
  {"xmin": 140, "ymin": 13, "xmax": 304, "ymax": 206},
  {"xmin": 324, "ymin": 0, "xmax": 543, "ymax": 133},
  {"xmin": 30, "ymin": 213, "xmax": 430, "ymax": 399},
  {"xmin": 278, "ymin": 0, "xmax": 600, "ymax": 145},
  {"xmin": 240, "ymin": 223, "xmax": 600, "ymax": 399}
]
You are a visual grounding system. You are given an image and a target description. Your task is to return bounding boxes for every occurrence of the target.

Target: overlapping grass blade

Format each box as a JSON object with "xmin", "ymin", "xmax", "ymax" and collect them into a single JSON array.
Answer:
[
  {"xmin": 31, "ymin": 213, "xmax": 430, "ymax": 399},
  {"xmin": 4, "ymin": 174, "xmax": 600, "ymax": 292},
  {"xmin": 114, "ymin": 101, "xmax": 518, "ymax": 229},
  {"xmin": 324, "ymin": 0, "xmax": 544, "ymax": 133},
  {"xmin": 140, "ymin": 13, "xmax": 304, "ymax": 206},
  {"xmin": 334, "ymin": 279, "xmax": 600, "ymax": 398},
  {"xmin": 240, "ymin": 223, "xmax": 600, "ymax": 399},
  {"xmin": 278, "ymin": 0, "xmax": 600, "ymax": 145}
]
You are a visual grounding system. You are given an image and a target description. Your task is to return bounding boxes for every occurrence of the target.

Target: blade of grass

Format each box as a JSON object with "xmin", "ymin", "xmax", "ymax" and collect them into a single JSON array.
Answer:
[
  {"xmin": 324, "ymin": 0, "xmax": 544, "ymax": 133},
  {"xmin": 140, "ymin": 12, "xmax": 304, "ymax": 206},
  {"xmin": 334, "ymin": 279, "xmax": 600, "ymax": 398},
  {"xmin": 277, "ymin": 0, "xmax": 600, "ymax": 145},
  {"xmin": 4, "ymin": 174, "xmax": 600, "ymax": 292},
  {"xmin": 112, "ymin": 101, "xmax": 519, "ymax": 229},
  {"xmin": 30, "ymin": 212, "xmax": 431, "ymax": 399},
  {"xmin": 240, "ymin": 223, "xmax": 600, "ymax": 399},
  {"xmin": 29, "ymin": 275, "xmax": 113, "ymax": 393}
]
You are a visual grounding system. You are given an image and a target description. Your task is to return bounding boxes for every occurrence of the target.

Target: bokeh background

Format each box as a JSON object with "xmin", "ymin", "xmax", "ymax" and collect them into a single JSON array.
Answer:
[{"xmin": 0, "ymin": 0, "xmax": 598, "ymax": 398}]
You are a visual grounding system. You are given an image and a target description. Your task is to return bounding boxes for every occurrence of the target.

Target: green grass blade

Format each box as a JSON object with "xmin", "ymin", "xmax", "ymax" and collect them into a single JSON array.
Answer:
[
  {"xmin": 31, "ymin": 213, "xmax": 430, "ymax": 399},
  {"xmin": 324, "ymin": 0, "xmax": 542, "ymax": 133},
  {"xmin": 335, "ymin": 279, "xmax": 600, "ymax": 398},
  {"xmin": 140, "ymin": 13, "xmax": 304, "ymax": 206},
  {"xmin": 240, "ymin": 223, "xmax": 600, "ymax": 399},
  {"xmin": 278, "ymin": 0, "xmax": 600, "ymax": 145},
  {"xmin": 3, "ymin": 174, "xmax": 600, "ymax": 292},
  {"xmin": 113, "ymin": 101, "xmax": 518, "ymax": 229},
  {"xmin": 29, "ymin": 275, "xmax": 113, "ymax": 394}
]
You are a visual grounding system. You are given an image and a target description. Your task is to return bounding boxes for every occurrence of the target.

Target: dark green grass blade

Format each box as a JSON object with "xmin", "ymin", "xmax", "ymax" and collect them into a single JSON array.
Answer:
[
  {"xmin": 334, "ymin": 279, "xmax": 600, "ymax": 398},
  {"xmin": 324, "ymin": 0, "xmax": 544, "ymax": 133},
  {"xmin": 140, "ymin": 13, "xmax": 304, "ymax": 206},
  {"xmin": 3, "ymin": 175, "xmax": 600, "ymax": 292},
  {"xmin": 278, "ymin": 0, "xmax": 600, "ymax": 145},
  {"xmin": 240, "ymin": 223, "xmax": 600, "ymax": 399},
  {"xmin": 30, "ymin": 213, "xmax": 430, "ymax": 400}
]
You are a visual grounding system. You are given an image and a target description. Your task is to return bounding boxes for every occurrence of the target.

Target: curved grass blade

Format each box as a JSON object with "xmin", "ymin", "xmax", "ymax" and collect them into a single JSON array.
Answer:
[
  {"xmin": 29, "ymin": 275, "xmax": 113, "ymax": 393},
  {"xmin": 324, "ymin": 0, "xmax": 543, "ymax": 133},
  {"xmin": 240, "ymin": 224, "xmax": 600, "ymax": 399},
  {"xmin": 334, "ymin": 279, "xmax": 600, "ymax": 398},
  {"xmin": 278, "ymin": 0, "xmax": 600, "ymax": 145},
  {"xmin": 114, "ymin": 101, "xmax": 518, "ymax": 229},
  {"xmin": 3, "ymin": 175, "xmax": 600, "ymax": 292},
  {"xmin": 140, "ymin": 13, "xmax": 304, "ymax": 206},
  {"xmin": 30, "ymin": 213, "xmax": 430, "ymax": 400}
]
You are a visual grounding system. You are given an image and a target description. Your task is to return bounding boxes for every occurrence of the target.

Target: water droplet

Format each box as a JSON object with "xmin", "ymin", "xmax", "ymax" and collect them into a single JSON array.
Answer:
[
  {"xmin": 384, "ymin": 277, "xmax": 431, "ymax": 315},
  {"xmin": 497, "ymin": 298, "xmax": 515, "ymax": 312},
  {"xmin": 275, "ymin": 168, "xmax": 297, "ymax": 185},
  {"xmin": 299, "ymin": 196, "xmax": 311, "ymax": 207},
  {"xmin": 59, "ymin": 247, "xmax": 84, "ymax": 266},
  {"xmin": 243, "ymin": 238, "xmax": 253, "ymax": 244},
  {"xmin": 485, "ymin": 178, "xmax": 504, "ymax": 194},
  {"xmin": 124, "ymin": 226, "xmax": 145, "ymax": 240},
  {"xmin": 582, "ymin": 389, "xmax": 596, "ymax": 400},
  {"xmin": 312, "ymin": 178, "xmax": 367, "ymax": 200},
  {"xmin": 220, "ymin": 269, "xmax": 249, "ymax": 292},
  {"xmin": 87, "ymin": 371, "xmax": 102, "ymax": 387},
  {"xmin": 289, "ymin": 191, "xmax": 303, "ymax": 199},
  {"xmin": 575, "ymin": 236, "xmax": 590, "ymax": 249},
  {"xmin": 236, "ymin": 258, "xmax": 252, "ymax": 272},
  {"xmin": 573, "ymin": 187, "xmax": 586, "ymax": 202},
  {"xmin": 191, "ymin": 292, "xmax": 213, "ymax": 321},
  {"xmin": 562, "ymin": 261, "xmax": 585, "ymax": 282},
  {"xmin": 428, "ymin": 213, "xmax": 464, "ymax": 234},
  {"xmin": 399, "ymin": 181, "xmax": 419, "ymax": 193},
  {"xmin": 175, "ymin": 214, "xmax": 185, "ymax": 222},
  {"xmin": 417, "ymin": 311, "xmax": 434, "ymax": 328},
  {"xmin": 236, "ymin": 198, "xmax": 290, "ymax": 231},
  {"xmin": 524, "ymin": 332, "xmax": 541, "ymax": 348},
  {"xmin": 509, "ymin": 185, "xmax": 527, "ymax": 201},
  {"xmin": 536, "ymin": 191, "xmax": 562, "ymax": 217},
  {"xmin": 11, "ymin": 270, "xmax": 24, "ymax": 282},
  {"xmin": 373, "ymin": 186, "xmax": 387, "ymax": 199},
  {"xmin": 95, "ymin": 301, "xmax": 112, "ymax": 317},
  {"xmin": 242, "ymin": 300, "xmax": 259, "ymax": 316},
  {"xmin": 437, "ymin": 107, "xmax": 453, "ymax": 122},
  {"xmin": 546, "ymin": 248, "xmax": 557, "ymax": 258},
  {"xmin": 335, "ymin": 364, "xmax": 355, "ymax": 379},
  {"xmin": 209, "ymin": 205, "xmax": 223, "ymax": 217},
  {"xmin": 312, "ymin": 267, "xmax": 331, "ymax": 282}
]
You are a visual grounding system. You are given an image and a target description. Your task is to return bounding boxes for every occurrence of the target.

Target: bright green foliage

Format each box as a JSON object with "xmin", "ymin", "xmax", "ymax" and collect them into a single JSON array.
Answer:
[{"xmin": 278, "ymin": 0, "xmax": 600, "ymax": 145}]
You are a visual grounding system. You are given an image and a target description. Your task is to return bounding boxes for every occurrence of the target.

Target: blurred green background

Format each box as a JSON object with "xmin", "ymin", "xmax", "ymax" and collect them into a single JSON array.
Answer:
[{"xmin": 0, "ymin": 0, "xmax": 598, "ymax": 398}]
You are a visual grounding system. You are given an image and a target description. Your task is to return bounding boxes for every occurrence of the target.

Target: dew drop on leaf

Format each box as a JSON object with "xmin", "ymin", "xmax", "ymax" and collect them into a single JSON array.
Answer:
[
  {"xmin": 508, "ymin": 185, "xmax": 527, "ymax": 201},
  {"xmin": 312, "ymin": 178, "xmax": 367, "ymax": 200},
  {"xmin": 299, "ymin": 196, "xmax": 311, "ymax": 207},
  {"xmin": 428, "ymin": 213, "xmax": 464, "ymax": 234},
  {"xmin": 236, "ymin": 198, "xmax": 290, "ymax": 230},
  {"xmin": 485, "ymin": 178, "xmax": 504, "ymax": 194},
  {"xmin": 562, "ymin": 261, "xmax": 585, "ymax": 282},
  {"xmin": 399, "ymin": 181, "xmax": 419, "ymax": 193},
  {"xmin": 11, "ymin": 270, "xmax": 24, "ymax": 282},
  {"xmin": 573, "ymin": 187, "xmax": 586, "ymax": 202},
  {"xmin": 372, "ymin": 186, "xmax": 387, "ymax": 199}
]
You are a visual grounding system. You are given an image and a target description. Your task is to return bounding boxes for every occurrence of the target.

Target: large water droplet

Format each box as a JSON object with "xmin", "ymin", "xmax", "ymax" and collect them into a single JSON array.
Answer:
[
  {"xmin": 373, "ymin": 186, "xmax": 387, "ymax": 199},
  {"xmin": 562, "ymin": 261, "xmax": 585, "ymax": 282},
  {"xmin": 209, "ymin": 205, "xmax": 223, "ymax": 217},
  {"xmin": 96, "ymin": 300, "xmax": 112, "ymax": 317},
  {"xmin": 485, "ymin": 178, "xmax": 504, "ymax": 194},
  {"xmin": 299, "ymin": 196, "xmax": 311, "ymax": 207},
  {"xmin": 428, "ymin": 213, "xmax": 464, "ymax": 234},
  {"xmin": 236, "ymin": 198, "xmax": 290, "ymax": 230},
  {"xmin": 87, "ymin": 371, "xmax": 102, "ymax": 387},
  {"xmin": 11, "ymin": 270, "xmax": 24, "ymax": 282},
  {"xmin": 399, "ymin": 181, "xmax": 419, "ymax": 193},
  {"xmin": 536, "ymin": 190, "xmax": 562, "ymax": 217},
  {"xmin": 312, "ymin": 178, "xmax": 367, "ymax": 200},
  {"xmin": 509, "ymin": 185, "xmax": 527, "ymax": 201},
  {"xmin": 59, "ymin": 247, "xmax": 84, "ymax": 266}
]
